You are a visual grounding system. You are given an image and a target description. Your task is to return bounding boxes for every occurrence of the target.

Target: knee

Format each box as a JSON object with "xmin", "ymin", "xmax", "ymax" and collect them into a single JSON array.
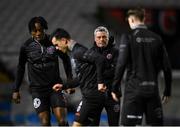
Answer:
[
  {"xmin": 40, "ymin": 117, "xmax": 50, "ymax": 126},
  {"xmin": 58, "ymin": 119, "xmax": 68, "ymax": 126},
  {"xmin": 38, "ymin": 112, "xmax": 50, "ymax": 126},
  {"xmin": 72, "ymin": 121, "xmax": 82, "ymax": 127}
]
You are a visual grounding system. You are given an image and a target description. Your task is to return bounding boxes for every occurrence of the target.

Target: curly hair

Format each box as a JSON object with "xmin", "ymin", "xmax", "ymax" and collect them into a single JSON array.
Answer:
[{"xmin": 28, "ymin": 16, "xmax": 48, "ymax": 33}]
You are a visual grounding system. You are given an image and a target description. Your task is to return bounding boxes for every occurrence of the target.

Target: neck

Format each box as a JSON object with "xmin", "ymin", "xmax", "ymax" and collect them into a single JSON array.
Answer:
[
  {"xmin": 68, "ymin": 39, "xmax": 76, "ymax": 51},
  {"xmin": 134, "ymin": 21, "xmax": 144, "ymax": 26},
  {"xmin": 33, "ymin": 34, "xmax": 45, "ymax": 43},
  {"xmin": 131, "ymin": 22, "xmax": 146, "ymax": 30}
]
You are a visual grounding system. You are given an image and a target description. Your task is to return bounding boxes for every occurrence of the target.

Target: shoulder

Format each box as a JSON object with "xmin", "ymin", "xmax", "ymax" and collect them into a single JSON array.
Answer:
[
  {"xmin": 145, "ymin": 29, "xmax": 163, "ymax": 45},
  {"xmin": 21, "ymin": 38, "xmax": 33, "ymax": 48},
  {"xmin": 89, "ymin": 46, "xmax": 97, "ymax": 52},
  {"xmin": 149, "ymin": 30, "xmax": 162, "ymax": 41},
  {"xmin": 121, "ymin": 33, "xmax": 131, "ymax": 39},
  {"xmin": 74, "ymin": 43, "xmax": 87, "ymax": 51},
  {"xmin": 120, "ymin": 33, "xmax": 131, "ymax": 44},
  {"xmin": 72, "ymin": 43, "xmax": 87, "ymax": 56}
]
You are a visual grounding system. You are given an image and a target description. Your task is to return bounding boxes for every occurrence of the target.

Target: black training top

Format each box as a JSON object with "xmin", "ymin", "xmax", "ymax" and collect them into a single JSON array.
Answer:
[
  {"xmin": 13, "ymin": 34, "xmax": 72, "ymax": 93},
  {"xmin": 112, "ymin": 25, "xmax": 172, "ymax": 97},
  {"xmin": 90, "ymin": 39, "xmax": 119, "ymax": 94},
  {"xmin": 71, "ymin": 43, "xmax": 106, "ymax": 98}
]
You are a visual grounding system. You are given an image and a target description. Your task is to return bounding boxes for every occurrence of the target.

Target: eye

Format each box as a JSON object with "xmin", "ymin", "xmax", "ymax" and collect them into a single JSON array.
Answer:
[
  {"xmin": 96, "ymin": 36, "xmax": 101, "ymax": 39},
  {"xmin": 31, "ymin": 29, "xmax": 37, "ymax": 33}
]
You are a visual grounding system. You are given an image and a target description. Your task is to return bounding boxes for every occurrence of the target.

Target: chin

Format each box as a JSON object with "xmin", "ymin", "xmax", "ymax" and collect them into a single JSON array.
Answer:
[
  {"xmin": 98, "ymin": 45, "xmax": 103, "ymax": 47},
  {"xmin": 35, "ymin": 38, "xmax": 42, "ymax": 41}
]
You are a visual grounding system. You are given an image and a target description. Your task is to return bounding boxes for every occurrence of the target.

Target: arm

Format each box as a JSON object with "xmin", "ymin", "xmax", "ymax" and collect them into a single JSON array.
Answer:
[
  {"xmin": 74, "ymin": 47, "xmax": 106, "ymax": 84},
  {"xmin": 13, "ymin": 45, "xmax": 27, "ymax": 92},
  {"xmin": 55, "ymin": 77, "xmax": 80, "ymax": 94},
  {"xmin": 111, "ymin": 34, "xmax": 130, "ymax": 98},
  {"xmin": 54, "ymin": 50, "xmax": 73, "ymax": 91},
  {"xmin": 64, "ymin": 77, "xmax": 79, "ymax": 88},
  {"xmin": 12, "ymin": 44, "xmax": 27, "ymax": 103},
  {"xmin": 161, "ymin": 44, "xmax": 172, "ymax": 103},
  {"xmin": 57, "ymin": 50, "xmax": 73, "ymax": 80},
  {"xmin": 83, "ymin": 50, "xmax": 107, "ymax": 92}
]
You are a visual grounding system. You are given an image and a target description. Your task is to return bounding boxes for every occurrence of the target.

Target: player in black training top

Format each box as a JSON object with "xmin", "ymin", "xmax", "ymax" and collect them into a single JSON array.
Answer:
[
  {"xmin": 50, "ymin": 28, "xmax": 107, "ymax": 126},
  {"xmin": 12, "ymin": 16, "xmax": 72, "ymax": 126},
  {"xmin": 111, "ymin": 8, "xmax": 172, "ymax": 126}
]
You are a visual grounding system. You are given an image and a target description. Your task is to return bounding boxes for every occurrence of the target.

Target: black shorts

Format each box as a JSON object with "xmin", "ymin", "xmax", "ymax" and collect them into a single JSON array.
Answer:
[
  {"xmin": 31, "ymin": 90, "xmax": 67, "ymax": 114},
  {"xmin": 121, "ymin": 92, "xmax": 163, "ymax": 126},
  {"xmin": 74, "ymin": 97, "xmax": 104, "ymax": 126}
]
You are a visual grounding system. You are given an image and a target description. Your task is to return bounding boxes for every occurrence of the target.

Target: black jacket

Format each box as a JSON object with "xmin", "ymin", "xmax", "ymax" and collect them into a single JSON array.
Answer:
[
  {"xmin": 71, "ymin": 43, "xmax": 106, "ymax": 98},
  {"xmin": 112, "ymin": 25, "xmax": 172, "ymax": 97},
  {"xmin": 13, "ymin": 35, "xmax": 72, "ymax": 92},
  {"xmin": 90, "ymin": 39, "xmax": 119, "ymax": 92}
]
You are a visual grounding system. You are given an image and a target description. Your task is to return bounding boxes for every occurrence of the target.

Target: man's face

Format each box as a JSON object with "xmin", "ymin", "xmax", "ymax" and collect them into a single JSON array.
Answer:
[
  {"xmin": 94, "ymin": 31, "xmax": 109, "ymax": 48},
  {"xmin": 128, "ymin": 16, "xmax": 136, "ymax": 29},
  {"xmin": 31, "ymin": 23, "xmax": 45, "ymax": 41},
  {"xmin": 52, "ymin": 37, "xmax": 68, "ymax": 53}
]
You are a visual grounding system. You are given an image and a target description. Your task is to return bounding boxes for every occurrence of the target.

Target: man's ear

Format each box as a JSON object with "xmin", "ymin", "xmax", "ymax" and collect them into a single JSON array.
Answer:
[
  {"xmin": 65, "ymin": 40, "xmax": 68, "ymax": 44},
  {"xmin": 129, "ymin": 17, "xmax": 134, "ymax": 23},
  {"xmin": 61, "ymin": 38, "xmax": 67, "ymax": 44},
  {"xmin": 65, "ymin": 38, "xmax": 71, "ymax": 44}
]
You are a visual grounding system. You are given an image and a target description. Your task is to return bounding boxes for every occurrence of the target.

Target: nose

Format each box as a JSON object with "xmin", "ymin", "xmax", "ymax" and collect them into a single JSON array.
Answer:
[
  {"xmin": 100, "ymin": 37, "xmax": 104, "ymax": 41},
  {"xmin": 36, "ymin": 31, "xmax": 41, "ymax": 36}
]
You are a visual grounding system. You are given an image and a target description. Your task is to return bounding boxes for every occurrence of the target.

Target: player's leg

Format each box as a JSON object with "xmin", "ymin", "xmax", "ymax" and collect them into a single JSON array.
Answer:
[
  {"xmin": 72, "ymin": 121, "xmax": 82, "ymax": 127},
  {"xmin": 38, "ymin": 111, "xmax": 51, "ymax": 125},
  {"xmin": 73, "ymin": 97, "xmax": 104, "ymax": 126},
  {"xmin": 121, "ymin": 93, "xmax": 144, "ymax": 126},
  {"xmin": 105, "ymin": 96, "xmax": 120, "ymax": 126},
  {"xmin": 51, "ymin": 91, "xmax": 68, "ymax": 126},
  {"xmin": 32, "ymin": 92, "xmax": 51, "ymax": 125},
  {"xmin": 145, "ymin": 95, "xmax": 163, "ymax": 125},
  {"xmin": 72, "ymin": 99, "xmax": 88, "ymax": 126},
  {"xmin": 53, "ymin": 107, "xmax": 68, "ymax": 126}
]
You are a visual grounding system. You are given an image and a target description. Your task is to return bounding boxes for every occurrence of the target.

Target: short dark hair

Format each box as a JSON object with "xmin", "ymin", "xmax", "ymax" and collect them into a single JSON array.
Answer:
[
  {"xmin": 127, "ymin": 8, "xmax": 145, "ymax": 22},
  {"xmin": 50, "ymin": 28, "xmax": 71, "ymax": 40},
  {"xmin": 28, "ymin": 16, "xmax": 48, "ymax": 33}
]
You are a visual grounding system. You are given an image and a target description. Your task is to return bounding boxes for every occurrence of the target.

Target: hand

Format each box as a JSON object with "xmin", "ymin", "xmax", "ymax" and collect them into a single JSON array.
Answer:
[
  {"xmin": 111, "ymin": 92, "xmax": 119, "ymax": 102},
  {"xmin": 162, "ymin": 96, "xmax": 170, "ymax": 104},
  {"xmin": 12, "ymin": 92, "xmax": 21, "ymax": 104},
  {"xmin": 52, "ymin": 83, "xmax": 63, "ymax": 92},
  {"xmin": 65, "ymin": 88, "xmax": 75, "ymax": 94},
  {"xmin": 98, "ymin": 83, "xmax": 107, "ymax": 92}
]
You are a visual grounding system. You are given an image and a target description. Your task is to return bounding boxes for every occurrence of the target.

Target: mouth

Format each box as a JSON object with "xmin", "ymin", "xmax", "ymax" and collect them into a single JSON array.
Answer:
[
  {"xmin": 98, "ymin": 43, "xmax": 105, "ymax": 47},
  {"xmin": 36, "ymin": 36, "xmax": 41, "ymax": 39},
  {"xmin": 35, "ymin": 37, "xmax": 41, "ymax": 41}
]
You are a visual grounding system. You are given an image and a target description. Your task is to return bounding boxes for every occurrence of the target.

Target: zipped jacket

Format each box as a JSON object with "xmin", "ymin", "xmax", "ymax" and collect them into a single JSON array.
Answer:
[
  {"xmin": 112, "ymin": 25, "xmax": 172, "ymax": 97},
  {"xmin": 13, "ymin": 35, "xmax": 72, "ymax": 92}
]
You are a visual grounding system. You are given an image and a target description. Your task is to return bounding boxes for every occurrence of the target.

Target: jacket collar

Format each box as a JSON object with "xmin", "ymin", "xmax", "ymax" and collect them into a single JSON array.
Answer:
[{"xmin": 133, "ymin": 24, "xmax": 147, "ymax": 30}]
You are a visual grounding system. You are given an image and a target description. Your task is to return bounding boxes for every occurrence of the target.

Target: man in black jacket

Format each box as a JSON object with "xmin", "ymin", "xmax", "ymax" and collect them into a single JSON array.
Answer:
[
  {"xmin": 90, "ymin": 26, "xmax": 120, "ymax": 126},
  {"xmin": 111, "ymin": 8, "xmax": 172, "ymax": 126},
  {"xmin": 50, "ymin": 28, "xmax": 107, "ymax": 126},
  {"xmin": 12, "ymin": 17, "xmax": 72, "ymax": 126}
]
